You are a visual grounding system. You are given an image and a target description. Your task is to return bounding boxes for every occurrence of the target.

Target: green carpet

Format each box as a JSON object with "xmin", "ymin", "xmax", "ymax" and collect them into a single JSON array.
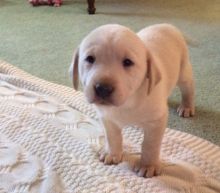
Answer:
[{"xmin": 0, "ymin": 0, "xmax": 220, "ymax": 145}]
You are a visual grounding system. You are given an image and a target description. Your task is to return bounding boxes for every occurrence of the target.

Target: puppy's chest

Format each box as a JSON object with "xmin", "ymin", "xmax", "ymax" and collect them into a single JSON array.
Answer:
[{"xmin": 100, "ymin": 105, "xmax": 157, "ymax": 127}]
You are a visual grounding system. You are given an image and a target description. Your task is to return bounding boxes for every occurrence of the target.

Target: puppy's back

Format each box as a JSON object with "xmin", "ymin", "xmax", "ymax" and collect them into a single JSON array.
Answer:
[
  {"xmin": 137, "ymin": 24, "xmax": 189, "ymax": 96},
  {"xmin": 137, "ymin": 23, "xmax": 187, "ymax": 52}
]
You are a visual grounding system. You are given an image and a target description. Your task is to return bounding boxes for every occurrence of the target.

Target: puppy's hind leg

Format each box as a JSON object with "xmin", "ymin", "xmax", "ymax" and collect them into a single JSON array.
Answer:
[{"xmin": 177, "ymin": 59, "xmax": 195, "ymax": 118}]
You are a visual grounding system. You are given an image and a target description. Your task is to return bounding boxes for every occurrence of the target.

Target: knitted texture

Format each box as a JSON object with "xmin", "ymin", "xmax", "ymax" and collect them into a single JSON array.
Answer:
[{"xmin": 0, "ymin": 60, "xmax": 219, "ymax": 193}]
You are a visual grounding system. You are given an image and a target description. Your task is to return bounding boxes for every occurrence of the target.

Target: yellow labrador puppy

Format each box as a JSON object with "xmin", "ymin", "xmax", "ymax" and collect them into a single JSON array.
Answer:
[{"xmin": 70, "ymin": 23, "xmax": 195, "ymax": 177}]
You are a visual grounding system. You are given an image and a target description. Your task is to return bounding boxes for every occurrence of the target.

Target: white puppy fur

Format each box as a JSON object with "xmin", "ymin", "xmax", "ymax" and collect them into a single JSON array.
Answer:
[{"xmin": 70, "ymin": 23, "xmax": 195, "ymax": 177}]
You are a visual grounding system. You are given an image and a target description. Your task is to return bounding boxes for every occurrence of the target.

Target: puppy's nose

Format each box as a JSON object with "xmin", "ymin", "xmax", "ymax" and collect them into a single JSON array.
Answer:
[{"xmin": 95, "ymin": 83, "xmax": 114, "ymax": 99}]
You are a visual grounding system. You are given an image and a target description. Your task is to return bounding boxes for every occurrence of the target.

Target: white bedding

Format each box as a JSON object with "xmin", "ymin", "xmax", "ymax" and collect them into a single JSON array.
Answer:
[{"xmin": 0, "ymin": 60, "xmax": 219, "ymax": 193}]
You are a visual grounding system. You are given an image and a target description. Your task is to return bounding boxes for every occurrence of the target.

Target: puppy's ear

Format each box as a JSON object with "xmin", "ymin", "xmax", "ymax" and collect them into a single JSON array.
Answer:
[
  {"xmin": 146, "ymin": 52, "xmax": 162, "ymax": 95},
  {"xmin": 69, "ymin": 48, "xmax": 79, "ymax": 90}
]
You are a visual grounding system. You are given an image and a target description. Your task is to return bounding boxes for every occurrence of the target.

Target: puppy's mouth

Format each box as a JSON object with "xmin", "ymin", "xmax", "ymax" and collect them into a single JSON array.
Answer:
[
  {"xmin": 86, "ymin": 93, "xmax": 121, "ymax": 106},
  {"xmin": 91, "ymin": 96, "xmax": 115, "ymax": 106}
]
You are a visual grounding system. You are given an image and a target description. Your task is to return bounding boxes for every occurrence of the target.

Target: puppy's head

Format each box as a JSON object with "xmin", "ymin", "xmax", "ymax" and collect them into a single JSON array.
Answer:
[{"xmin": 71, "ymin": 24, "xmax": 161, "ymax": 107}]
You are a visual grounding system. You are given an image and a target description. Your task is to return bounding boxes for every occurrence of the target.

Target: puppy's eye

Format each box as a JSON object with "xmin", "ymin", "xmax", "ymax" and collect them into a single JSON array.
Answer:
[
  {"xmin": 123, "ymin": 58, "xmax": 134, "ymax": 68},
  {"xmin": 85, "ymin": 55, "xmax": 95, "ymax": 64}
]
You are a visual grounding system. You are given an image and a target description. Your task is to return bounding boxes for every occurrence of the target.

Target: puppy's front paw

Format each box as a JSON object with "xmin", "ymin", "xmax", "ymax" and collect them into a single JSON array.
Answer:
[
  {"xmin": 133, "ymin": 160, "xmax": 161, "ymax": 178},
  {"xmin": 177, "ymin": 104, "xmax": 195, "ymax": 118},
  {"xmin": 99, "ymin": 150, "xmax": 123, "ymax": 165}
]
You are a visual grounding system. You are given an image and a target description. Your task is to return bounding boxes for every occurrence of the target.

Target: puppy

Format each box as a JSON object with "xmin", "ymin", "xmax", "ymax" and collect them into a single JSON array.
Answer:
[{"xmin": 70, "ymin": 24, "xmax": 195, "ymax": 177}]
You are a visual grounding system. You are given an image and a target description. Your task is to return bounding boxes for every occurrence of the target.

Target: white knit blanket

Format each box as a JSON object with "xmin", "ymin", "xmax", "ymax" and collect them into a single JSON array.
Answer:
[{"xmin": 0, "ymin": 60, "xmax": 219, "ymax": 193}]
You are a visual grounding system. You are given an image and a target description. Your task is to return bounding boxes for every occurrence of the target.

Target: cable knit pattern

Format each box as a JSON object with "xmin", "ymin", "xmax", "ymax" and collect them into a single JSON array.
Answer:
[{"xmin": 0, "ymin": 60, "xmax": 220, "ymax": 193}]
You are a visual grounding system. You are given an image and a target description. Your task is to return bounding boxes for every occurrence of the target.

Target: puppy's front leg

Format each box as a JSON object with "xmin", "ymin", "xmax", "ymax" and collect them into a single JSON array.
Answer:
[
  {"xmin": 134, "ymin": 113, "xmax": 167, "ymax": 178},
  {"xmin": 99, "ymin": 118, "xmax": 123, "ymax": 165}
]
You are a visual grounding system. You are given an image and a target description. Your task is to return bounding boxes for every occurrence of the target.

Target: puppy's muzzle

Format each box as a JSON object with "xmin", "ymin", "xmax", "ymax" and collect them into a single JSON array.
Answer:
[{"xmin": 94, "ymin": 83, "xmax": 114, "ymax": 101}]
